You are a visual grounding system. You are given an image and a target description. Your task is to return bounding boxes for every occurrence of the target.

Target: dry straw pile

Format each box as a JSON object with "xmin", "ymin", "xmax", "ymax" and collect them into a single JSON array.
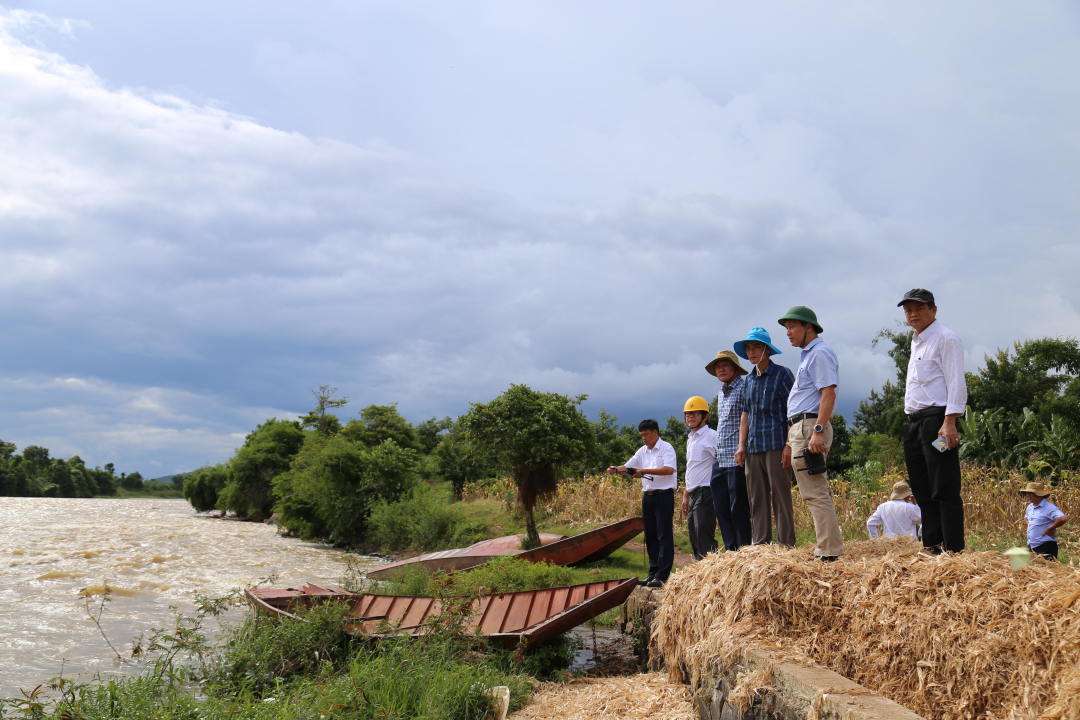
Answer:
[
  {"xmin": 509, "ymin": 673, "xmax": 693, "ymax": 720},
  {"xmin": 653, "ymin": 539, "xmax": 1080, "ymax": 720}
]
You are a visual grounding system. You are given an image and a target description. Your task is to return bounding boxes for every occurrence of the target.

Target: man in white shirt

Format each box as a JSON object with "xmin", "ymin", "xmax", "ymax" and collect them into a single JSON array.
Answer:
[
  {"xmin": 607, "ymin": 419, "xmax": 677, "ymax": 587},
  {"xmin": 898, "ymin": 288, "xmax": 968, "ymax": 553},
  {"xmin": 681, "ymin": 396, "xmax": 719, "ymax": 561},
  {"xmin": 867, "ymin": 482, "xmax": 922, "ymax": 539}
]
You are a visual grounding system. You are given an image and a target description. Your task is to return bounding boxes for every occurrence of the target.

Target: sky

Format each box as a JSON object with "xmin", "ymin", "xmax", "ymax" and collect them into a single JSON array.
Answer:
[{"xmin": 1, "ymin": 1, "xmax": 1079, "ymax": 476}]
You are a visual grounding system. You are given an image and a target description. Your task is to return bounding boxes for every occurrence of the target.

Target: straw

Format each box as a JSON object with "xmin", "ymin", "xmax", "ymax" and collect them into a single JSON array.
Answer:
[
  {"xmin": 509, "ymin": 673, "xmax": 694, "ymax": 720},
  {"xmin": 652, "ymin": 538, "xmax": 1080, "ymax": 720}
]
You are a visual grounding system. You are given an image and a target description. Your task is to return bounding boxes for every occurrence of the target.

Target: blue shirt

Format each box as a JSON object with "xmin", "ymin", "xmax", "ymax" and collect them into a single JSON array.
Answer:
[
  {"xmin": 787, "ymin": 338, "xmax": 840, "ymax": 417},
  {"xmin": 740, "ymin": 362, "xmax": 794, "ymax": 453},
  {"xmin": 715, "ymin": 376, "xmax": 747, "ymax": 466},
  {"xmin": 1026, "ymin": 499, "xmax": 1065, "ymax": 546}
]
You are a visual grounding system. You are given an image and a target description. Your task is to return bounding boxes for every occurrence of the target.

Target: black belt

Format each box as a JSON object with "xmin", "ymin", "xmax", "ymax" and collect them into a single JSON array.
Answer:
[
  {"xmin": 788, "ymin": 412, "xmax": 817, "ymax": 426},
  {"xmin": 643, "ymin": 488, "xmax": 673, "ymax": 496},
  {"xmin": 907, "ymin": 406, "xmax": 946, "ymax": 421}
]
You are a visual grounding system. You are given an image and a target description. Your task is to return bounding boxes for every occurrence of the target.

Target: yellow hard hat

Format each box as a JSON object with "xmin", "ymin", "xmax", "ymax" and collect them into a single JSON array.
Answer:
[{"xmin": 683, "ymin": 396, "xmax": 709, "ymax": 413}]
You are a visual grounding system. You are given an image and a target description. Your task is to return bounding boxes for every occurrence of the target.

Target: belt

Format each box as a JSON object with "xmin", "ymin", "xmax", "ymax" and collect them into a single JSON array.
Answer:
[
  {"xmin": 907, "ymin": 406, "xmax": 946, "ymax": 421},
  {"xmin": 643, "ymin": 488, "xmax": 673, "ymax": 496},
  {"xmin": 788, "ymin": 412, "xmax": 817, "ymax": 426}
]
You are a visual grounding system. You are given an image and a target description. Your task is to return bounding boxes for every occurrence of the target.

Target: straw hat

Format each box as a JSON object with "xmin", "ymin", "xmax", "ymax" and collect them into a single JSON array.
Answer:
[
  {"xmin": 705, "ymin": 350, "xmax": 748, "ymax": 377},
  {"xmin": 889, "ymin": 482, "xmax": 913, "ymax": 501},
  {"xmin": 1020, "ymin": 481, "xmax": 1052, "ymax": 497}
]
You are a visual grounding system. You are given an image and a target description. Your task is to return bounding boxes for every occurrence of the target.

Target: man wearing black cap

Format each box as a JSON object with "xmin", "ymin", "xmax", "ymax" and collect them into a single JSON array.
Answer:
[{"xmin": 898, "ymin": 289, "xmax": 967, "ymax": 553}]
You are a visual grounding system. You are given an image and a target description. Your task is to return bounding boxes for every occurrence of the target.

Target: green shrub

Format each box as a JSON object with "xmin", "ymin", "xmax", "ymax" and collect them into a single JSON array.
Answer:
[
  {"xmin": 366, "ymin": 484, "xmax": 488, "ymax": 552},
  {"xmin": 182, "ymin": 464, "xmax": 229, "ymax": 512}
]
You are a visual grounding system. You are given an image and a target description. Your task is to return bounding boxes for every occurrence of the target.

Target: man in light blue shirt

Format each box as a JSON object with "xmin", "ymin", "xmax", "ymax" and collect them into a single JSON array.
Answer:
[{"xmin": 779, "ymin": 306, "xmax": 844, "ymax": 561}]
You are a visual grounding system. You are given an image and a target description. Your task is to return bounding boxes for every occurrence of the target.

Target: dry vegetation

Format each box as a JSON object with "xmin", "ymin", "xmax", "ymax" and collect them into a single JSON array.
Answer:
[
  {"xmin": 467, "ymin": 466, "xmax": 1079, "ymax": 555},
  {"xmin": 509, "ymin": 673, "xmax": 694, "ymax": 720},
  {"xmin": 653, "ymin": 539, "xmax": 1080, "ymax": 720}
]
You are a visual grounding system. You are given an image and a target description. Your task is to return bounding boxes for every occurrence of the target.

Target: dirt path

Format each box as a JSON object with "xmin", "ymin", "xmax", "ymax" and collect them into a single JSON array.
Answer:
[{"xmin": 622, "ymin": 541, "xmax": 696, "ymax": 570}]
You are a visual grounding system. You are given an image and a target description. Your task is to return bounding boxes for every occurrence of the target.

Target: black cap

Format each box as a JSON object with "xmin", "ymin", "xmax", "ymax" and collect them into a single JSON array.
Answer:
[{"xmin": 897, "ymin": 288, "xmax": 935, "ymax": 307}]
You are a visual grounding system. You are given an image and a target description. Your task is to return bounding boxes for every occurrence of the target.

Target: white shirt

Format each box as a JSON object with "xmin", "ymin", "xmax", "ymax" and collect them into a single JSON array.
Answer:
[
  {"xmin": 684, "ymin": 425, "xmax": 718, "ymax": 491},
  {"xmin": 866, "ymin": 499, "xmax": 922, "ymax": 539},
  {"xmin": 626, "ymin": 439, "xmax": 678, "ymax": 492},
  {"xmin": 1026, "ymin": 499, "xmax": 1065, "ymax": 546},
  {"xmin": 905, "ymin": 321, "xmax": 967, "ymax": 416}
]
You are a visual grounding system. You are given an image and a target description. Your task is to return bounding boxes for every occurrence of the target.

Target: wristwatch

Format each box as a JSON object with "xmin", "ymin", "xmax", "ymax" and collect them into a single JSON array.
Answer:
[{"xmin": 813, "ymin": 424, "xmax": 824, "ymax": 434}]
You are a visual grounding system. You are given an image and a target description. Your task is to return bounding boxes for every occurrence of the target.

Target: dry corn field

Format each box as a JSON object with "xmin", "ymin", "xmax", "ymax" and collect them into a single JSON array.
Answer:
[
  {"xmin": 468, "ymin": 466, "xmax": 1078, "ymax": 555},
  {"xmin": 654, "ymin": 539, "xmax": 1080, "ymax": 720}
]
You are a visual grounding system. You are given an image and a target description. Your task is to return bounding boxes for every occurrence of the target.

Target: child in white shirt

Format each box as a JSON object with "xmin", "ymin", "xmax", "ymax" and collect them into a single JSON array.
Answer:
[{"xmin": 867, "ymin": 481, "xmax": 922, "ymax": 539}]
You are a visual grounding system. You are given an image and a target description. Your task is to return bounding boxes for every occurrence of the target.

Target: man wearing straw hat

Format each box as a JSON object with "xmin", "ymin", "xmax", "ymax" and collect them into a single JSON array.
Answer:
[
  {"xmin": 898, "ymin": 288, "xmax": 967, "ymax": 553},
  {"xmin": 734, "ymin": 328, "xmax": 797, "ymax": 547},
  {"xmin": 1021, "ymin": 482, "xmax": 1067, "ymax": 559},
  {"xmin": 705, "ymin": 350, "xmax": 753, "ymax": 551},
  {"xmin": 779, "ymin": 305, "xmax": 845, "ymax": 561},
  {"xmin": 867, "ymin": 481, "xmax": 922, "ymax": 539}
]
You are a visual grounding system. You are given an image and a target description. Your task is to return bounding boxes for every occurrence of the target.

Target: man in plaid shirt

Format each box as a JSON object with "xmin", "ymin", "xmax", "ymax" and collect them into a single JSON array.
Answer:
[
  {"xmin": 706, "ymin": 350, "xmax": 753, "ymax": 551},
  {"xmin": 734, "ymin": 327, "xmax": 797, "ymax": 547}
]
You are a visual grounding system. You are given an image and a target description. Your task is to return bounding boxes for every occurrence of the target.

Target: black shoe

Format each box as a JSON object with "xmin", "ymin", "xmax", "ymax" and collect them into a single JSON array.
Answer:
[
  {"xmin": 637, "ymin": 574, "xmax": 655, "ymax": 586},
  {"xmin": 646, "ymin": 578, "xmax": 665, "ymax": 588},
  {"xmin": 819, "ymin": 555, "xmax": 839, "ymax": 563}
]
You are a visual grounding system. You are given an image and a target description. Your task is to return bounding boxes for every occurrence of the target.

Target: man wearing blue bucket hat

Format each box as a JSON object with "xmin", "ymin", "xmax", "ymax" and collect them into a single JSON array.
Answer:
[
  {"xmin": 779, "ymin": 305, "xmax": 844, "ymax": 561},
  {"xmin": 734, "ymin": 327, "xmax": 797, "ymax": 547}
]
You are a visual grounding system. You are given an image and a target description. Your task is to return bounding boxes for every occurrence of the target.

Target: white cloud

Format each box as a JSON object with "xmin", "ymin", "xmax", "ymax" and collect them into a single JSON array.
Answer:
[{"xmin": 0, "ymin": 4, "xmax": 1079, "ymax": 470}]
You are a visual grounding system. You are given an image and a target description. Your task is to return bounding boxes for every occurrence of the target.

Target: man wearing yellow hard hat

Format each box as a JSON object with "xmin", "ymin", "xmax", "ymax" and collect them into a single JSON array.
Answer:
[{"xmin": 682, "ymin": 396, "xmax": 719, "ymax": 561}]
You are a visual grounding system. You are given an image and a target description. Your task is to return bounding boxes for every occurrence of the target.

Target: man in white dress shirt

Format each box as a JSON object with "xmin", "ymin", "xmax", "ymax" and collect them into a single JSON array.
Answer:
[
  {"xmin": 867, "ymin": 481, "xmax": 922, "ymax": 539},
  {"xmin": 681, "ymin": 396, "xmax": 719, "ymax": 561},
  {"xmin": 898, "ymin": 288, "xmax": 968, "ymax": 553},
  {"xmin": 607, "ymin": 419, "xmax": 677, "ymax": 587}
]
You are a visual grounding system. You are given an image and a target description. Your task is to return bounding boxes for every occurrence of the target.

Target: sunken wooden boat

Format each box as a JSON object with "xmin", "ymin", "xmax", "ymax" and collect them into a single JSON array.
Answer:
[
  {"xmin": 365, "ymin": 517, "xmax": 645, "ymax": 580},
  {"xmin": 246, "ymin": 578, "xmax": 638, "ymax": 651}
]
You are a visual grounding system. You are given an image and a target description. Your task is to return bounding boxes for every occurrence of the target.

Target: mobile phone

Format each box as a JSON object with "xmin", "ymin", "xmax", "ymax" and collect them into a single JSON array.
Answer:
[{"xmin": 932, "ymin": 436, "xmax": 948, "ymax": 452}]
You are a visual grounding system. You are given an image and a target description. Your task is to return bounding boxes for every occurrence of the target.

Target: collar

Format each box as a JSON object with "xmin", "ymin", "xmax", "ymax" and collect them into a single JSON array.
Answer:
[
  {"xmin": 722, "ymin": 375, "xmax": 745, "ymax": 393},
  {"xmin": 800, "ymin": 337, "xmax": 823, "ymax": 354},
  {"xmin": 914, "ymin": 320, "xmax": 940, "ymax": 342},
  {"xmin": 754, "ymin": 360, "xmax": 775, "ymax": 377}
]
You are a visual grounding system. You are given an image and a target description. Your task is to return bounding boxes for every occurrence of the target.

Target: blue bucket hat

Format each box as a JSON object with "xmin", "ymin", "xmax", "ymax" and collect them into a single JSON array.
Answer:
[{"xmin": 734, "ymin": 327, "xmax": 783, "ymax": 360}]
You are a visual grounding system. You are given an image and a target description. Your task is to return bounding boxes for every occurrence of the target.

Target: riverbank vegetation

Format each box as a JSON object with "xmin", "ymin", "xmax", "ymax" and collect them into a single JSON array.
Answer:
[{"xmin": 0, "ymin": 442, "xmax": 163, "ymax": 498}]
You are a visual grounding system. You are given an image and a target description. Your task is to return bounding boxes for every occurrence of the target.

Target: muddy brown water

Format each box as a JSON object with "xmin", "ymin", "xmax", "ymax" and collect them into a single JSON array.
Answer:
[{"xmin": 0, "ymin": 497, "xmax": 380, "ymax": 696}]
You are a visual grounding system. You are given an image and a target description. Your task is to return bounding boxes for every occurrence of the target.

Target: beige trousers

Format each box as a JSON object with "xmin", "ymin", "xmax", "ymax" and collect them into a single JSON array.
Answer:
[{"xmin": 788, "ymin": 419, "xmax": 844, "ymax": 557}]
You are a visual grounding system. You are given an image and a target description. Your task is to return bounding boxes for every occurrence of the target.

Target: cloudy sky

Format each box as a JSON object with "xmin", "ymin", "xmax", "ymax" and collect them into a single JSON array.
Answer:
[{"xmin": 1, "ymin": 1, "xmax": 1078, "ymax": 476}]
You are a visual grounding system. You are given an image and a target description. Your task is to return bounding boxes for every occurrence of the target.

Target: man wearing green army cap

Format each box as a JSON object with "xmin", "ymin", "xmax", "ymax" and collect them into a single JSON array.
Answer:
[{"xmin": 779, "ymin": 306, "xmax": 844, "ymax": 561}]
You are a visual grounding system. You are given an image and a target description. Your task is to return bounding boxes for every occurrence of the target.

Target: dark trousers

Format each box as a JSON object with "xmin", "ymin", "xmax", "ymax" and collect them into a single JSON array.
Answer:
[
  {"xmin": 642, "ymin": 489, "xmax": 675, "ymax": 581},
  {"xmin": 711, "ymin": 462, "xmax": 753, "ymax": 551},
  {"xmin": 904, "ymin": 411, "xmax": 965, "ymax": 552},
  {"xmin": 1030, "ymin": 541, "xmax": 1059, "ymax": 560},
  {"xmin": 686, "ymin": 485, "xmax": 718, "ymax": 561}
]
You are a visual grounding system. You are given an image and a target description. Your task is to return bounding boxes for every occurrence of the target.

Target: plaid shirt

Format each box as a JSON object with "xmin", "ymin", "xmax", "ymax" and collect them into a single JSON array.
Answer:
[
  {"xmin": 740, "ymin": 361, "xmax": 794, "ymax": 453},
  {"xmin": 715, "ymin": 375, "xmax": 747, "ymax": 467}
]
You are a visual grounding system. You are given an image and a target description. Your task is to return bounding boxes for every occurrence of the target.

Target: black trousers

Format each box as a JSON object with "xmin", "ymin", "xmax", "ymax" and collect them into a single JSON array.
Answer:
[
  {"xmin": 710, "ymin": 462, "xmax": 753, "ymax": 551},
  {"xmin": 642, "ymin": 489, "xmax": 675, "ymax": 581},
  {"xmin": 1030, "ymin": 541, "xmax": 1058, "ymax": 559},
  {"xmin": 903, "ymin": 411, "xmax": 965, "ymax": 552}
]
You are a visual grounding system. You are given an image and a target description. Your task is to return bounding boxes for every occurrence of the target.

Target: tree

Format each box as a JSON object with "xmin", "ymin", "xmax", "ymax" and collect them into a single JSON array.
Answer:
[
  {"xmin": 416, "ymin": 416, "xmax": 453, "ymax": 455},
  {"xmin": 853, "ymin": 327, "xmax": 912, "ymax": 439},
  {"xmin": 300, "ymin": 385, "xmax": 348, "ymax": 437},
  {"xmin": 341, "ymin": 404, "xmax": 421, "ymax": 451},
  {"xmin": 218, "ymin": 418, "xmax": 305, "ymax": 518},
  {"xmin": 584, "ymin": 409, "xmax": 641, "ymax": 474},
  {"xmin": 967, "ymin": 337, "xmax": 1080, "ymax": 426},
  {"xmin": 183, "ymin": 464, "xmax": 230, "ymax": 512},
  {"xmin": 462, "ymin": 385, "xmax": 596, "ymax": 548},
  {"xmin": 431, "ymin": 420, "xmax": 494, "ymax": 497}
]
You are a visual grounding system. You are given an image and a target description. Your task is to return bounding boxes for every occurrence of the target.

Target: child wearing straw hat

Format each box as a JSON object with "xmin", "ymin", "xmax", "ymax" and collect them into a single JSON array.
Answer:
[
  {"xmin": 1022, "ymin": 482, "xmax": 1068, "ymax": 559},
  {"xmin": 866, "ymin": 482, "xmax": 922, "ymax": 539}
]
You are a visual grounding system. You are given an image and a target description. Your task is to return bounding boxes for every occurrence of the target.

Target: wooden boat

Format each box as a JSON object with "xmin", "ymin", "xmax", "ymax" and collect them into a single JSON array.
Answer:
[
  {"xmin": 366, "ymin": 517, "xmax": 644, "ymax": 580},
  {"xmin": 247, "ymin": 578, "xmax": 638, "ymax": 651}
]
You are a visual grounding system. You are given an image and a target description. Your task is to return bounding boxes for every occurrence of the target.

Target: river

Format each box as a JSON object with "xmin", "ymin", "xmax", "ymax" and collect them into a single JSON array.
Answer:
[{"xmin": 0, "ymin": 497, "xmax": 380, "ymax": 697}]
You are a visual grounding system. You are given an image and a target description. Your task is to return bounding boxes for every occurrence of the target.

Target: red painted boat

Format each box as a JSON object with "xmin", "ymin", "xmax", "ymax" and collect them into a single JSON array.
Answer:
[
  {"xmin": 247, "ymin": 578, "xmax": 638, "ymax": 651},
  {"xmin": 366, "ymin": 517, "xmax": 644, "ymax": 580},
  {"xmin": 245, "ymin": 583, "xmax": 355, "ymax": 619}
]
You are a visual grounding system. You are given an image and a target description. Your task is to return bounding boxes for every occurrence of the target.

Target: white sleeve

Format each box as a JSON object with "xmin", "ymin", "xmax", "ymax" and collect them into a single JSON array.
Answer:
[
  {"xmin": 941, "ymin": 334, "xmax": 967, "ymax": 416},
  {"xmin": 867, "ymin": 506, "xmax": 883, "ymax": 538},
  {"xmin": 626, "ymin": 446, "xmax": 645, "ymax": 469}
]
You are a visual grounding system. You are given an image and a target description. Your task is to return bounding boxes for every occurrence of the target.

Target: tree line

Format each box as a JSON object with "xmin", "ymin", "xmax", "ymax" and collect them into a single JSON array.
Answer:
[{"xmin": 0, "ymin": 442, "xmax": 156, "ymax": 497}]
